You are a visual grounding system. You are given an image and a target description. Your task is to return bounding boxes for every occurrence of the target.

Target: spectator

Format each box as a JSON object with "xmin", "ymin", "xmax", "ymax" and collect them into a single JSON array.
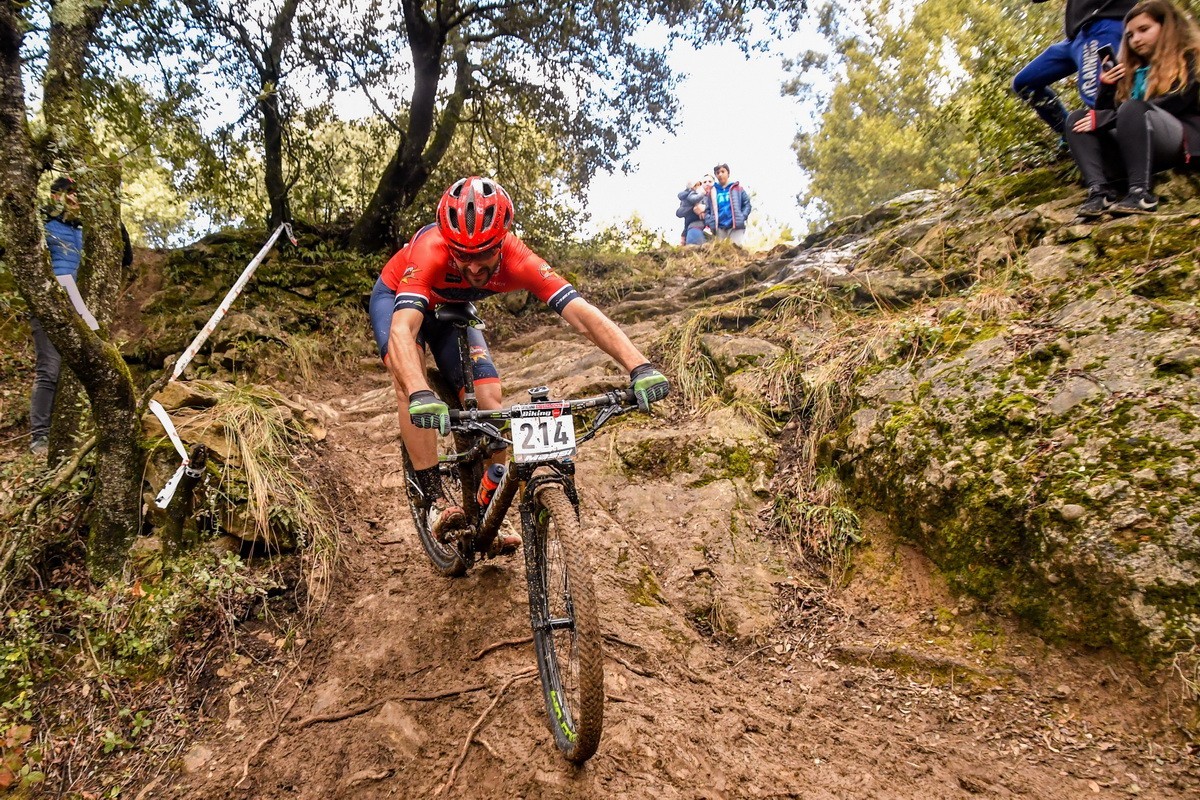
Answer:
[
  {"xmin": 1066, "ymin": 0, "xmax": 1200, "ymax": 216},
  {"xmin": 1014, "ymin": 1, "xmax": 1137, "ymax": 138},
  {"xmin": 704, "ymin": 163, "xmax": 752, "ymax": 246},
  {"xmin": 676, "ymin": 176, "xmax": 710, "ymax": 246},
  {"xmin": 29, "ymin": 177, "xmax": 132, "ymax": 458}
]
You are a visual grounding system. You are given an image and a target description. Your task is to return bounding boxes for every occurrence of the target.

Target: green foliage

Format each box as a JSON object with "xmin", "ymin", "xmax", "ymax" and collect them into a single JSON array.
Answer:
[
  {"xmin": 288, "ymin": 116, "xmax": 400, "ymax": 226},
  {"xmin": 791, "ymin": 0, "xmax": 1061, "ymax": 223}
]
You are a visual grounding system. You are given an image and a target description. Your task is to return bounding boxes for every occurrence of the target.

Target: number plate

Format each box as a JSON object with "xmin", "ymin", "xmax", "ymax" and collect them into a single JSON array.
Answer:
[{"xmin": 511, "ymin": 403, "xmax": 576, "ymax": 463}]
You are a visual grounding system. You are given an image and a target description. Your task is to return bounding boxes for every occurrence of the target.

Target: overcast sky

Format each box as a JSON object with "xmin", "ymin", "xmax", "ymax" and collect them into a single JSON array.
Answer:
[{"xmin": 585, "ymin": 21, "xmax": 824, "ymax": 248}]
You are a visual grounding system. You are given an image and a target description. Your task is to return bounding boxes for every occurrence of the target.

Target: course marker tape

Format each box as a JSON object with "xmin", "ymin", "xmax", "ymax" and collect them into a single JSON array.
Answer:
[{"xmin": 153, "ymin": 223, "xmax": 296, "ymax": 508}]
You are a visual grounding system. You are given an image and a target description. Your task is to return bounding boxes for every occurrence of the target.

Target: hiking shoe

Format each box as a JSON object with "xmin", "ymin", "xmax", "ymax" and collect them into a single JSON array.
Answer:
[
  {"xmin": 29, "ymin": 437, "xmax": 48, "ymax": 458},
  {"xmin": 487, "ymin": 520, "xmax": 522, "ymax": 558},
  {"xmin": 426, "ymin": 496, "xmax": 466, "ymax": 543},
  {"xmin": 1077, "ymin": 187, "xmax": 1116, "ymax": 218},
  {"xmin": 1110, "ymin": 187, "xmax": 1158, "ymax": 215}
]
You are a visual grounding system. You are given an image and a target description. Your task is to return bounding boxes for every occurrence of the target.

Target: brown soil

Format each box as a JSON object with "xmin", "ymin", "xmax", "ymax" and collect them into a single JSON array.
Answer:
[{"xmin": 156, "ymin": 315, "xmax": 1198, "ymax": 800}]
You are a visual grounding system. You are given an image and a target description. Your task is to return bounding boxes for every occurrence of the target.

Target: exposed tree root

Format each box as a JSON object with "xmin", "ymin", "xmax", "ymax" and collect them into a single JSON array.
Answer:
[
  {"xmin": 607, "ymin": 651, "xmax": 655, "ymax": 678},
  {"xmin": 286, "ymin": 683, "xmax": 488, "ymax": 730},
  {"xmin": 235, "ymin": 676, "xmax": 307, "ymax": 790},
  {"xmin": 472, "ymin": 635, "xmax": 532, "ymax": 661},
  {"xmin": 19, "ymin": 435, "xmax": 96, "ymax": 524},
  {"xmin": 438, "ymin": 669, "xmax": 537, "ymax": 796},
  {"xmin": 603, "ymin": 632, "xmax": 646, "ymax": 651}
]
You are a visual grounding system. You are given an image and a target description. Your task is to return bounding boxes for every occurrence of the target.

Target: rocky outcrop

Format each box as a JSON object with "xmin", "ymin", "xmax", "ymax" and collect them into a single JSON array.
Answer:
[{"xmin": 666, "ymin": 167, "xmax": 1200, "ymax": 663}]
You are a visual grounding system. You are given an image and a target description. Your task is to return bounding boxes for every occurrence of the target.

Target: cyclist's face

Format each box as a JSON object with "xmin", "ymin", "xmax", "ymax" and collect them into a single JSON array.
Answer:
[{"xmin": 452, "ymin": 248, "xmax": 502, "ymax": 287}]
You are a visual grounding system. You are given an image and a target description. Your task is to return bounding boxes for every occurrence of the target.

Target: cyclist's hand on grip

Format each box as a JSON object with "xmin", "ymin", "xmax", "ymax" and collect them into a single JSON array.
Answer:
[
  {"xmin": 630, "ymin": 363, "xmax": 670, "ymax": 414},
  {"xmin": 408, "ymin": 390, "xmax": 450, "ymax": 435}
]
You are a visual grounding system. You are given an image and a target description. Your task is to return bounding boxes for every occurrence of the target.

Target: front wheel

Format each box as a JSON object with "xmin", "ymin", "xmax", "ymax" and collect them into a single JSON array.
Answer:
[{"xmin": 524, "ymin": 485, "xmax": 603, "ymax": 762}]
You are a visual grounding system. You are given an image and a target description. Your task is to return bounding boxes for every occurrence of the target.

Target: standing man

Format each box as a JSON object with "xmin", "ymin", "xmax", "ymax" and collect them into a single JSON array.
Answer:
[
  {"xmin": 704, "ymin": 163, "xmax": 752, "ymax": 246},
  {"xmin": 1013, "ymin": 0, "xmax": 1136, "ymax": 137},
  {"xmin": 28, "ymin": 176, "xmax": 132, "ymax": 459}
]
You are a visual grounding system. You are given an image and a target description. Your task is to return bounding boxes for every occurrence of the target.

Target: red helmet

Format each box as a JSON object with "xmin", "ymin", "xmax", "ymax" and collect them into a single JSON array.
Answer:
[{"xmin": 436, "ymin": 176, "xmax": 514, "ymax": 254}]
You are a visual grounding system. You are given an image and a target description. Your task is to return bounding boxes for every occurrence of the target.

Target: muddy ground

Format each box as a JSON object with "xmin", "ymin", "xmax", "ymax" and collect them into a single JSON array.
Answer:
[{"xmin": 156, "ymin": 314, "xmax": 1198, "ymax": 800}]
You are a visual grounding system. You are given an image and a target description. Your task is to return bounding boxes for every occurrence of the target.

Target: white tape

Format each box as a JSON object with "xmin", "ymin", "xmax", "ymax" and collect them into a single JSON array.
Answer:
[
  {"xmin": 55, "ymin": 274, "xmax": 100, "ymax": 331},
  {"xmin": 171, "ymin": 223, "xmax": 290, "ymax": 380},
  {"xmin": 155, "ymin": 464, "xmax": 187, "ymax": 510},
  {"xmin": 151, "ymin": 224, "xmax": 292, "ymax": 509},
  {"xmin": 148, "ymin": 400, "xmax": 188, "ymax": 462}
]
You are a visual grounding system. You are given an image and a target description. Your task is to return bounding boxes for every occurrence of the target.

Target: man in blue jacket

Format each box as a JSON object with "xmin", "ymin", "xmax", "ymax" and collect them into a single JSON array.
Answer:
[
  {"xmin": 704, "ymin": 163, "xmax": 752, "ymax": 246},
  {"xmin": 1014, "ymin": 0, "xmax": 1136, "ymax": 137},
  {"xmin": 28, "ymin": 177, "xmax": 131, "ymax": 459},
  {"xmin": 29, "ymin": 177, "xmax": 85, "ymax": 457}
]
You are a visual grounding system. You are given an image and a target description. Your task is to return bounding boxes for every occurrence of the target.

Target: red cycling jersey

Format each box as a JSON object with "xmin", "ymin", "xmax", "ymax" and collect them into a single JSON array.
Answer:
[{"xmin": 381, "ymin": 224, "xmax": 580, "ymax": 315}]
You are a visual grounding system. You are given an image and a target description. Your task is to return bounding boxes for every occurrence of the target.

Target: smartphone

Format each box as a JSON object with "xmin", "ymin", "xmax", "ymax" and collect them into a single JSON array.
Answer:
[{"xmin": 1097, "ymin": 43, "xmax": 1116, "ymax": 69}]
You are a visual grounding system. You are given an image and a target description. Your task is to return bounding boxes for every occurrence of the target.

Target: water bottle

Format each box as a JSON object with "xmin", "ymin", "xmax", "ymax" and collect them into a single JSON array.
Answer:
[{"xmin": 477, "ymin": 463, "xmax": 506, "ymax": 507}]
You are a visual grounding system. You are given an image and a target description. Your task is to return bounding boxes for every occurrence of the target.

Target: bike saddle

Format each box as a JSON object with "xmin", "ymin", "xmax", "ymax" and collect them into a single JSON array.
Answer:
[{"xmin": 435, "ymin": 302, "xmax": 484, "ymax": 328}]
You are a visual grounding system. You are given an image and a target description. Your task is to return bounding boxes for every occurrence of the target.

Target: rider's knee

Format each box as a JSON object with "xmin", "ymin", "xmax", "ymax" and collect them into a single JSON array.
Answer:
[{"xmin": 475, "ymin": 380, "xmax": 503, "ymax": 409}]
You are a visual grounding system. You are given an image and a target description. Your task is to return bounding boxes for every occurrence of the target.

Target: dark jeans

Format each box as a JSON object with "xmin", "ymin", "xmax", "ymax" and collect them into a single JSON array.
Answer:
[
  {"xmin": 29, "ymin": 315, "xmax": 61, "ymax": 440},
  {"xmin": 1066, "ymin": 101, "xmax": 1186, "ymax": 191}
]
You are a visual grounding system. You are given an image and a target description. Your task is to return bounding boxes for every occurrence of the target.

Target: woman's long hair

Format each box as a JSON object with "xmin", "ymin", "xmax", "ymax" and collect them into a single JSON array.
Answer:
[{"xmin": 1116, "ymin": 0, "xmax": 1200, "ymax": 100}]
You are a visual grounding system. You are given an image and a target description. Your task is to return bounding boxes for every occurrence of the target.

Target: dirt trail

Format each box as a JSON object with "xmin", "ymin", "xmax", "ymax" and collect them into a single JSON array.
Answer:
[{"xmin": 164, "ymin": 313, "xmax": 1198, "ymax": 800}]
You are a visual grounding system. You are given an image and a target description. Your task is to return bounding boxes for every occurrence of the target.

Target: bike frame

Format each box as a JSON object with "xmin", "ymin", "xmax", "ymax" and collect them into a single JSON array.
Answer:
[{"xmin": 431, "ymin": 302, "xmax": 631, "ymax": 565}]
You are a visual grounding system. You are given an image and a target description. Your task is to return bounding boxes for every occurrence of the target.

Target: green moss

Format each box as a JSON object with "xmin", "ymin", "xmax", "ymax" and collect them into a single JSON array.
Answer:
[
  {"xmin": 967, "ymin": 392, "xmax": 1039, "ymax": 435},
  {"xmin": 618, "ymin": 437, "xmax": 691, "ymax": 478},
  {"xmin": 625, "ymin": 566, "xmax": 665, "ymax": 607}
]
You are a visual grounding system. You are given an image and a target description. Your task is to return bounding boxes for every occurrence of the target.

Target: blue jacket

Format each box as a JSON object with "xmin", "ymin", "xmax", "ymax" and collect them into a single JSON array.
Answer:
[
  {"xmin": 676, "ymin": 187, "xmax": 707, "ymax": 230},
  {"xmin": 704, "ymin": 181, "xmax": 752, "ymax": 231},
  {"xmin": 45, "ymin": 215, "xmax": 84, "ymax": 278}
]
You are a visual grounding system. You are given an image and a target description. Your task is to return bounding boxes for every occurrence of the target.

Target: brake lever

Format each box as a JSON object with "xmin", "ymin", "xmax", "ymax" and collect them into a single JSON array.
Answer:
[{"xmin": 454, "ymin": 420, "xmax": 511, "ymax": 446}]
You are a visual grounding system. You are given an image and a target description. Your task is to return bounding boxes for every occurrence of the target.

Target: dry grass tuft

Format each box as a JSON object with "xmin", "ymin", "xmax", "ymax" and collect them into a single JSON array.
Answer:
[{"xmin": 189, "ymin": 384, "xmax": 340, "ymax": 612}]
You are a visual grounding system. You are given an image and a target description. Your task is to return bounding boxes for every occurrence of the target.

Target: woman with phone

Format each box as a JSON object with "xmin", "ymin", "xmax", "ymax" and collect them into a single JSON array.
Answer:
[{"xmin": 1065, "ymin": 0, "xmax": 1200, "ymax": 216}]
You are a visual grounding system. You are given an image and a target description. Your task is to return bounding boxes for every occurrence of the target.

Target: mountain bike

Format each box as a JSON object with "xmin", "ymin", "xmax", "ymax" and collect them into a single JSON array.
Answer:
[{"xmin": 400, "ymin": 302, "xmax": 638, "ymax": 763}]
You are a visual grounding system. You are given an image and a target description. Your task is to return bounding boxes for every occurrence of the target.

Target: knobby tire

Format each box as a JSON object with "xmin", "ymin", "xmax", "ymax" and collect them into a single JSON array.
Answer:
[
  {"xmin": 401, "ymin": 445, "xmax": 467, "ymax": 577},
  {"xmin": 525, "ymin": 485, "xmax": 604, "ymax": 762}
]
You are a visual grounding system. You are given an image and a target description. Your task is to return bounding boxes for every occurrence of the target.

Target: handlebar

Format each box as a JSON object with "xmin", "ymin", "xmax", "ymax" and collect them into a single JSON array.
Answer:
[
  {"xmin": 447, "ymin": 387, "xmax": 636, "ymax": 422},
  {"xmin": 446, "ymin": 387, "xmax": 637, "ymax": 449}
]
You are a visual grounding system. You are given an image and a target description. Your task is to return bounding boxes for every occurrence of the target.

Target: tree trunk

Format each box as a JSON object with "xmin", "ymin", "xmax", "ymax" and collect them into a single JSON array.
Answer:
[
  {"xmin": 259, "ymin": 0, "xmax": 299, "ymax": 229},
  {"xmin": 349, "ymin": 3, "xmax": 470, "ymax": 252},
  {"xmin": 2, "ymin": 0, "xmax": 143, "ymax": 581},
  {"xmin": 261, "ymin": 80, "xmax": 291, "ymax": 229}
]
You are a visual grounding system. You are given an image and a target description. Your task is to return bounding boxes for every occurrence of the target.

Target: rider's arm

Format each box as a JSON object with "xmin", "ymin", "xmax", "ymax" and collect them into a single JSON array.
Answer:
[
  {"xmin": 561, "ymin": 299, "xmax": 648, "ymax": 372},
  {"xmin": 387, "ymin": 307, "xmax": 432, "ymax": 396}
]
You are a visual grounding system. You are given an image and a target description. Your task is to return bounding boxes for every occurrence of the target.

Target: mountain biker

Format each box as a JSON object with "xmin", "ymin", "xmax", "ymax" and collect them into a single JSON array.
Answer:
[{"xmin": 369, "ymin": 176, "xmax": 671, "ymax": 554}]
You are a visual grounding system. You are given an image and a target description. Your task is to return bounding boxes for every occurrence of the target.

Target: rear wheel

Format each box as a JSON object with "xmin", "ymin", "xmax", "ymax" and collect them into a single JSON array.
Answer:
[{"xmin": 524, "ymin": 485, "xmax": 603, "ymax": 762}]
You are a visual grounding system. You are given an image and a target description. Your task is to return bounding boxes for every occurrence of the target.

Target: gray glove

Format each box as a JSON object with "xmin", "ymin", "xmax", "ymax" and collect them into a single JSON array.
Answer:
[
  {"xmin": 630, "ymin": 363, "xmax": 670, "ymax": 413},
  {"xmin": 408, "ymin": 390, "xmax": 450, "ymax": 435}
]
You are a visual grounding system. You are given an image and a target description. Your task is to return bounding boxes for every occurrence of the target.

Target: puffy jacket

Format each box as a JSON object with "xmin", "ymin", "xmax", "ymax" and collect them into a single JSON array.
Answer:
[
  {"xmin": 676, "ymin": 187, "xmax": 707, "ymax": 230},
  {"xmin": 44, "ymin": 215, "xmax": 84, "ymax": 278},
  {"xmin": 704, "ymin": 181, "xmax": 752, "ymax": 231}
]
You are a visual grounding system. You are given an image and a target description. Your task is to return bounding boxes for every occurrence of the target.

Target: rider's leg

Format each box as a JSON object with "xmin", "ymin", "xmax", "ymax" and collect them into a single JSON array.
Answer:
[
  {"xmin": 449, "ymin": 327, "xmax": 508, "ymax": 469},
  {"xmin": 392, "ymin": 368, "xmax": 439, "ymax": 471},
  {"xmin": 371, "ymin": 278, "xmax": 440, "ymax": 473}
]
